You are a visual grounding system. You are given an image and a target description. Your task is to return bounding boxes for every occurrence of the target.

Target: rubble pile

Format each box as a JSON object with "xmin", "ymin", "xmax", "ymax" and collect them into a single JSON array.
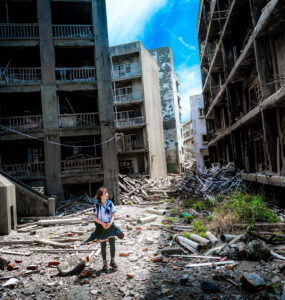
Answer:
[
  {"xmin": 179, "ymin": 163, "xmax": 248, "ymax": 200},
  {"xmin": 119, "ymin": 174, "xmax": 180, "ymax": 204},
  {"xmin": 1, "ymin": 204, "xmax": 285, "ymax": 299}
]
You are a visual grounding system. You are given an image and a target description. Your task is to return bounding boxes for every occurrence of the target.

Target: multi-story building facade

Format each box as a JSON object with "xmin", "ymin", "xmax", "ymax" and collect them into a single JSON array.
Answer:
[
  {"xmin": 110, "ymin": 41, "xmax": 167, "ymax": 178},
  {"xmin": 198, "ymin": 0, "xmax": 285, "ymax": 188},
  {"xmin": 182, "ymin": 120, "xmax": 195, "ymax": 171},
  {"xmin": 189, "ymin": 94, "xmax": 209, "ymax": 170},
  {"xmin": 0, "ymin": 0, "xmax": 119, "ymax": 201},
  {"xmin": 150, "ymin": 47, "xmax": 183, "ymax": 173}
]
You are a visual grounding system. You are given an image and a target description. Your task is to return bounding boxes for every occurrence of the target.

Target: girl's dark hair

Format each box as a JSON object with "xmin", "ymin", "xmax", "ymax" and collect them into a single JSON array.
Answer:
[{"xmin": 95, "ymin": 187, "xmax": 107, "ymax": 203}]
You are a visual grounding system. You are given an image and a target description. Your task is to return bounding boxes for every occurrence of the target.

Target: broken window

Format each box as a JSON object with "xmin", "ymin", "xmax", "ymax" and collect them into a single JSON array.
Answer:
[
  {"xmin": 248, "ymin": 78, "xmax": 263, "ymax": 110},
  {"xmin": 199, "ymin": 108, "xmax": 205, "ymax": 117},
  {"xmin": 254, "ymin": 137, "xmax": 265, "ymax": 172},
  {"xmin": 119, "ymin": 160, "xmax": 134, "ymax": 175}
]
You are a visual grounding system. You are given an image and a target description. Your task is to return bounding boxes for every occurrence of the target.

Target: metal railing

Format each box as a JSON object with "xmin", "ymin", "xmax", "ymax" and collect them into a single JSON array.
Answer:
[
  {"xmin": 1, "ymin": 162, "xmax": 45, "ymax": 178},
  {"xmin": 115, "ymin": 116, "xmax": 145, "ymax": 127},
  {"xmin": 113, "ymin": 92, "xmax": 143, "ymax": 104},
  {"xmin": 0, "ymin": 115, "xmax": 43, "ymax": 130},
  {"xmin": 0, "ymin": 23, "xmax": 39, "ymax": 39},
  {"xmin": 117, "ymin": 136, "xmax": 144, "ymax": 152},
  {"xmin": 52, "ymin": 25, "xmax": 93, "ymax": 39},
  {"xmin": 61, "ymin": 157, "xmax": 103, "ymax": 174},
  {"xmin": 112, "ymin": 63, "xmax": 140, "ymax": 79},
  {"xmin": 59, "ymin": 113, "xmax": 100, "ymax": 128},
  {"xmin": 55, "ymin": 67, "xmax": 96, "ymax": 82},
  {"xmin": 0, "ymin": 67, "xmax": 41, "ymax": 84}
]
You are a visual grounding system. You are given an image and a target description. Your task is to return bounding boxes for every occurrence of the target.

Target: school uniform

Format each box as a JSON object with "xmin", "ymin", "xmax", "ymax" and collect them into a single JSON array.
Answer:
[{"xmin": 84, "ymin": 199, "xmax": 124, "ymax": 243}]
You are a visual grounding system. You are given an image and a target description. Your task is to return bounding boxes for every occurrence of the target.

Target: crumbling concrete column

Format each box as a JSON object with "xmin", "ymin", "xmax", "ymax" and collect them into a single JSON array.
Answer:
[
  {"xmin": 48, "ymin": 197, "xmax": 55, "ymax": 216},
  {"xmin": 37, "ymin": 0, "xmax": 62, "ymax": 199},
  {"xmin": 92, "ymin": 0, "xmax": 119, "ymax": 203},
  {"xmin": 0, "ymin": 175, "xmax": 17, "ymax": 235}
]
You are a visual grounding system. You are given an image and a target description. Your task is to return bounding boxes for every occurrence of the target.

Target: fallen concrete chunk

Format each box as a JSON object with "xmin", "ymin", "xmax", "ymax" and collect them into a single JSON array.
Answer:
[
  {"xmin": 206, "ymin": 231, "xmax": 219, "ymax": 245},
  {"xmin": 57, "ymin": 256, "xmax": 85, "ymax": 276},
  {"xmin": 201, "ymin": 281, "xmax": 221, "ymax": 293},
  {"xmin": 37, "ymin": 218, "xmax": 82, "ymax": 226},
  {"xmin": 137, "ymin": 216, "xmax": 157, "ymax": 225},
  {"xmin": 160, "ymin": 247, "xmax": 182, "ymax": 256},
  {"xmin": 240, "ymin": 272, "xmax": 266, "ymax": 292},
  {"xmin": 0, "ymin": 257, "xmax": 9, "ymax": 270},
  {"xmin": 2, "ymin": 278, "xmax": 19, "ymax": 287},
  {"xmin": 204, "ymin": 242, "xmax": 227, "ymax": 256},
  {"xmin": 146, "ymin": 209, "xmax": 166, "ymax": 216},
  {"xmin": 246, "ymin": 240, "xmax": 270, "ymax": 261}
]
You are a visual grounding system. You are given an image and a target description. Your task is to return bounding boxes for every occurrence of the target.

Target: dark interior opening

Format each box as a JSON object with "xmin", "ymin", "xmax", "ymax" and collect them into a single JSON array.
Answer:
[{"xmin": 55, "ymin": 47, "xmax": 94, "ymax": 67}]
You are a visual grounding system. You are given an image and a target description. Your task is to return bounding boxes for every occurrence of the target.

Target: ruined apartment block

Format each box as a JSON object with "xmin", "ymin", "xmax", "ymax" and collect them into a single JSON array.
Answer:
[
  {"xmin": 110, "ymin": 41, "xmax": 167, "ymax": 179},
  {"xmin": 150, "ymin": 47, "xmax": 183, "ymax": 173},
  {"xmin": 0, "ymin": 0, "xmax": 119, "ymax": 202},
  {"xmin": 198, "ymin": 0, "xmax": 285, "ymax": 191}
]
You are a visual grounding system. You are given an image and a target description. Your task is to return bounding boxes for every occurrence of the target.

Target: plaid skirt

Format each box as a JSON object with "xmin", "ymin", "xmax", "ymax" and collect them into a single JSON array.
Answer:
[{"xmin": 84, "ymin": 223, "xmax": 124, "ymax": 243}]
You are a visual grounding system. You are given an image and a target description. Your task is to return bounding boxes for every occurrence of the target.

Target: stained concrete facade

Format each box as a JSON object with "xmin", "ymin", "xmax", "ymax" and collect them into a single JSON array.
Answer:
[
  {"xmin": 0, "ymin": 0, "xmax": 119, "ymax": 202},
  {"xmin": 110, "ymin": 41, "xmax": 167, "ymax": 178},
  {"xmin": 149, "ymin": 47, "xmax": 183, "ymax": 173},
  {"xmin": 198, "ymin": 0, "xmax": 285, "ymax": 190},
  {"xmin": 189, "ymin": 94, "xmax": 209, "ymax": 170}
]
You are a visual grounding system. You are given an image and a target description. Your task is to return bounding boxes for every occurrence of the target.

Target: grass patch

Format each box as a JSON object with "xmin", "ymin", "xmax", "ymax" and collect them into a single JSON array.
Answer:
[
  {"xmin": 183, "ymin": 214, "xmax": 194, "ymax": 224},
  {"xmin": 192, "ymin": 218, "xmax": 206, "ymax": 233},
  {"xmin": 170, "ymin": 197, "xmax": 175, "ymax": 203},
  {"xmin": 182, "ymin": 198, "xmax": 194, "ymax": 208},
  {"xmin": 183, "ymin": 232, "xmax": 190, "ymax": 239}
]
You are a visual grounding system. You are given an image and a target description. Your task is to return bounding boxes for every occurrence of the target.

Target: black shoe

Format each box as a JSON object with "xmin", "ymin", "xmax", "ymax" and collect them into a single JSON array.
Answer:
[
  {"xmin": 110, "ymin": 259, "xmax": 117, "ymax": 268},
  {"xmin": 103, "ymin": 260, "xmax": 108, "ymax": 271}
]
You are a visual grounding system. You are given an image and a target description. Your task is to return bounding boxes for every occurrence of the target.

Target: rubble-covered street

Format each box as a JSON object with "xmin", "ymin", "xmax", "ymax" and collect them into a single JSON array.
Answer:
[{"xmin": 1, "ymin": 172, "xmax": 285, "ymax": 300}]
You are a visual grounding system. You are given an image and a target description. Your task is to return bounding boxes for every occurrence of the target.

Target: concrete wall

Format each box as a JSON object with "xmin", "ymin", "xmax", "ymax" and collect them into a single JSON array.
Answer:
[
  {"xmin": 140, "ymin": 44, "xmax": 167, "ymax": 178},
  {"xmin": 149, "ymin": 47, "xmax": 183, "ymax": 173},
  {"xmin": 190, "ymin": 94, "xmax": 208, "ymax": 170},
  {"xmin": 0, "ymin": 175, "xmax": 17, "ymax": 235},
  {"xmin": 275, "ymin": 32, "xmax": 285, "ymax": 76}
]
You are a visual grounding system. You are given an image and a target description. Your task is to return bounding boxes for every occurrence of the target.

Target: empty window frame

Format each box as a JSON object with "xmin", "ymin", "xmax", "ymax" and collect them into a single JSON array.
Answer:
[
  {"xmin": 248, "ymin": 78, "xmax": 263, "ymax": 110},
  {"xmin": 199, "ymin": 108, "xmax": 205, "ymax": 117}
]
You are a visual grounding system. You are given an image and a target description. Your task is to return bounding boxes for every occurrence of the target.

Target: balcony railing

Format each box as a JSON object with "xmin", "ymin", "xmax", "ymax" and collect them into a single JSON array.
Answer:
[
  {"xmin": 0, "ymin": 23, "xmax": 39, "ymax": 39},
  {"xmin": 112, "ymin": 63, "xmax": 140, "ymax": 79},
  {"xmin": 52, "ymin": 25, "xmax": 93, "ymax": 39},
  {"xmin": 59, "ymin": 113, "xmax": 100, "ymax": 128},
  {"xmin": 61, "ymin": 158, "xmax": 103, "ymax": 175},
  {"xmin": 113, "ymin": 92, "xmax": 143, "ymax": 104},
  {"xmin": 115, "ymin": 116, "xmax": 145, "ymax": 127},
  {"xmin": 55, "ymin": 67, "xmax": 96, "ymax": 83},
  {"xmin": 0, "ymin": 67, "xmax": 41, "ymax": 84},
  {"xmin": 0, "ymin": 115, "xmax": 43, "ymax": 131},
  {"xmin": 1, "ymin": 162, "xmax": 45, "ymax": 178},
  {"xmin": 117, "ymin": 137, "xmax": 144, "ymax": 152}
]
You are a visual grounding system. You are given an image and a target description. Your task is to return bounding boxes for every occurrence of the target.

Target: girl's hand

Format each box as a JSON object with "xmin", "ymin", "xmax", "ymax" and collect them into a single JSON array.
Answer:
[
  {"xmin": 106, "ymin": 222, "xmax": 112, "ymax": 229},
  {"xmin": 102, "ymin": 223, "xmax": 108, "ymax": 229}
]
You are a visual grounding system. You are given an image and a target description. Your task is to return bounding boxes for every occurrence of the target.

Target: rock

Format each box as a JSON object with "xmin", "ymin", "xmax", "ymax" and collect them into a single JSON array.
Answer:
[
  {"xmin": 279, "ymin": 263, "xmax": 285, "ymax": 275},
  {"xmin": 152, "ymin": 256, "xmax": 163, "ymax": 263},
  {"xmin": 62, "ymin": 286, "xmax": 91, "ymax": 300},
  {"xmin": 7, "ymin": 262, "xmax": 18, "ymax": 271},
  {"xmin": 48, "ymin": 261, "xmax": 60, "ymax": 267},
  {"xmin": 127, "ymin": 273, "xmax": 134, "ymax": 279},
  {"xmin": 161, "ymin": 288, "xmax": 170, "ymax": 295},
  {"xmin": 57, "ymin": 256, "xmax": 85, "ymax": 276},
  {"xmin": 245, "ymin": 240, "xmax": 270, "ymax": 261},
  {"xmin": 160, "ymin": 247, "xmax": 182, "ymax": 256},
  {"xmin": 119, "ymin": 252, "xmax": 129, "ymax": 257},
  {"xmin": 22, "ymin": 287, "xmax": 34, "ymax": 296},
  {"xmin": 162, "ymin": 258, "xmax": 169, "ymax": 263},
  {"xmin": 0, "ymin": 257, "xmax": 10, "ymax": 270},
  {"xmin": 2, "ymin": 278, "xmax": 19, "ymax": 287},
  {"xmin": 201, "ymin": 281, "xmax": 221, "ymax": 293},
  {"xmin": 27, "ymin": 265, "xmax": 39, "ymax": 270},
  {"xmin": 129, "ymin": 256, "xmax": 138, "ymax": 262},
  {"xmin": 204, "ymin": 242, "xmax": 227, "ymax": 256},
  {"xmin": 240, "ymin": 272, "xmax": 266, "ymax": 292},
  {"xmin": 180, "ymin": 274, "xmax": 189, "ymax": 286}
]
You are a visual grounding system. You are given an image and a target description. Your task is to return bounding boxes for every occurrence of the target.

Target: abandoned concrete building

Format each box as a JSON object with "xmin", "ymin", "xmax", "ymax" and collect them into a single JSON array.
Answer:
[
  {"xmin": 0, "ymin": 0, "xmax": 119, "ymax": 201},
  {"xmin": 182, "ymin": 95, "xmax": 209, "ymax": 171},
  {"xmin": 150, "ymin": 47, "xmax": 183, "ymax": 173},
  {"xmin": 110, "ymin": 42, "xmax": 167, "ymax": 179},
  {"xmin": 198, "ymin": 0, "xmax": 285, "ymax": 191}
]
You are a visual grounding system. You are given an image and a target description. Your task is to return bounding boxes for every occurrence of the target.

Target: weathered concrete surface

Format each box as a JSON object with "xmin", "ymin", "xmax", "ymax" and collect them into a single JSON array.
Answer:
[
  {"xmin": 0, "ymin": 175, "xmax": 16, "ymax": 235},
  {"xmin": 150, "ymin": 47, "xmax": 183, "ymax": 173}
]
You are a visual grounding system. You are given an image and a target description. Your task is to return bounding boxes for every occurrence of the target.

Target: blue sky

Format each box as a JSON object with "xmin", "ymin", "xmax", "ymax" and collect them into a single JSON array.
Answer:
[{"xmin": 106, "ymin": 0, "xmax": 202, "ymax": 123}]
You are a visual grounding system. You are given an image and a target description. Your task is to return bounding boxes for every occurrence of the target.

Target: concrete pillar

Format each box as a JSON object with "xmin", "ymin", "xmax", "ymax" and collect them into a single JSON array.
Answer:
[
  {"xmin": 37, "ymin": 0, "xmax": 62, "ymax": 199},
  {"xmin": 48, "ymin": 197, "xmax": 55, "ymax": 216},
  {"xmin": 92, "ymin": 0, "xmax": 119, "ymax": 203},
  {"xmin": 0, "ymin": 175, "xmax": 17, "ymax": 235}
]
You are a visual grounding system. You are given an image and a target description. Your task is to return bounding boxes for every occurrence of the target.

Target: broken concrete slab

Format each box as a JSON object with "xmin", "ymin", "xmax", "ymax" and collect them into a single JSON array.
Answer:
[
  {"xmin": 245, "ymin": 240, "xmax": 271, "ymax": 261},
  {"xmin": 2, "ymin": 278, "xmax": 19, "ymax": 287},
  {"xmin": 240, "ymin": 272, "xmax": 266, "ymax": 292},
  {"xmin": 160, "ymin": 247, "xmax": 182, "ymax": 256},
  {"xmin": 0, "ymin": 257, "xmax": 9, "ymax": 270},
  {"xmin": 57, "ymin": 256, "xmax": 85, "ymax": 276}
]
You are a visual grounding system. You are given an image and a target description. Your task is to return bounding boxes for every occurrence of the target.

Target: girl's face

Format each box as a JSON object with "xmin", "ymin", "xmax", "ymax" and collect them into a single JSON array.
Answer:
[{"xmin": 103, "ymin": 190, "xmax": 109, "ymax": 199}]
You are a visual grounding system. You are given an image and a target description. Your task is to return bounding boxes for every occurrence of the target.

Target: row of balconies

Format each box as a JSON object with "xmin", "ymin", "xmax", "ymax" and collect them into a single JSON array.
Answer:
[
  {"xmin": 0, "ymin": 63, "xmax": 139, "ymax": 84},
  {"xmin": 1, "ymin": 136, "xmax": 146, "ymax": 178},
  {"xmin": 0, "ymin": 24, "xmax": 93, "ymax": 40},
  {"xmin": 0, "ymin": 112, "xmax": 145, "ymax": 131}
]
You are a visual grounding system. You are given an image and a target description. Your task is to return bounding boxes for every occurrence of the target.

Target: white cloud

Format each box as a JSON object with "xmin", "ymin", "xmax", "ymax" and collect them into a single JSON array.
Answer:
[
  {"xmin": 177, "ymin": 64, "xmax": 202, "ymax": 123},
  {"xmin": 178, "ymin": 37, "xmax": 196, "ymax": 50},
  {"xmin": 106, "ymin": 0, "xmax": 167, "ymax": 46}
]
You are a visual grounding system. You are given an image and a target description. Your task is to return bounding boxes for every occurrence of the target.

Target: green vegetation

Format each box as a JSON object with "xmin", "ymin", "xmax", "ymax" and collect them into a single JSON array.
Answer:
[
  {"xmin": 192, "ymin": 218, "xmax": 206, "ymax": 233},
  {"xmin": 207, "ymin": 215, "xmax": 213, "ymax": 222},
  {"xmin": 193, "ymin": 200, "xmax": 205, "ymax": 211},
  {"xmin": 200, "ymin": 232, "xmax": 207, "ymax": 238},
  {"xmin": 170, "ymin": 197, "xmax": 175, "ymax": 203},
  {"xmin": 171, "ymin": 208, "xmax": 177, "ymax": 214},
  {"xmin": 182, "ymin": 198, "xmax": 194, "ymax": 208},
  {"xmin": 183, "ymin": 214, "xmax": 194, "ymax": 224},
  {"xmin": 183, "ymin": 232, "xmax": 190, "ymax": 239},
  {"xmin": 127, "ymin": 201, "xmax": 132, "ymax": 205},
  {"xmin": 217, "ymin": 194, "xmax": 225, "ymax": 202}
]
